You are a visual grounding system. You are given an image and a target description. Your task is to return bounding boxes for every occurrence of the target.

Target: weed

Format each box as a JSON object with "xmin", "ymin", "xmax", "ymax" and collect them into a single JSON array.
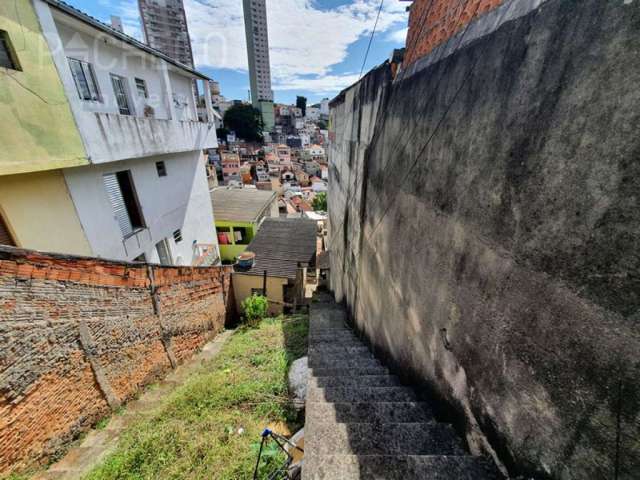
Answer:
[{"xmin": 84, "ymin": 315, "xmax": 308, "ymax": 480}]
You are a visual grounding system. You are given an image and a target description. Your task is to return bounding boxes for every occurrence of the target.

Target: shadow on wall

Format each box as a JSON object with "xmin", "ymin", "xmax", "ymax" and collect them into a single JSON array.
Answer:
[{"xmin": 328, "ymin": 0, "xmax": 640, "ymax": 478}]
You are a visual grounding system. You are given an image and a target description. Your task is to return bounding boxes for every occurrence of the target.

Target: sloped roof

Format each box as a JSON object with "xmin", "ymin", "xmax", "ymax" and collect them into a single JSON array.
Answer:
[
  {"xmin": 44, "ymin": 0, "xmax": 211, "ymax": 80},
  {"xmin": 211, "ymin": 188, "xmax": 276, "ymax": 223},
  {"xmin": 236, "ymin": 218, "xmax": 317, "ymax": 280}
]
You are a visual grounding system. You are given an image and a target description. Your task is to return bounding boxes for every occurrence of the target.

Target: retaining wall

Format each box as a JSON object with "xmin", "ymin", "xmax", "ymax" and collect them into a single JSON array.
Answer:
[
  {"xmin": 0, "ymin": 247, "xmax": 232, "ymax": 474},
  {"xmin": 328, "ymin": 0, "xmax": 640, "ymax": 478}
]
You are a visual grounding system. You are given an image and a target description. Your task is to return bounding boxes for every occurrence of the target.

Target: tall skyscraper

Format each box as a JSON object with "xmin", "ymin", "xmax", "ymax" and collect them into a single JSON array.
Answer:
[
  {"xmin": 242, "ymin": 0, "xmax": 275, "ymax": 131},
  {"xmin": 138, "ymin": 0, "xmax": 194, "ymax": 68}
]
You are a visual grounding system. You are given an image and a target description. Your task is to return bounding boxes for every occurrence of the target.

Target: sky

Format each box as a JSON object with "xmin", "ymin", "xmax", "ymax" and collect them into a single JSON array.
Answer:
[{"xmin": 66, "ymin": 0, "xmax": 410, "ymax": 105}]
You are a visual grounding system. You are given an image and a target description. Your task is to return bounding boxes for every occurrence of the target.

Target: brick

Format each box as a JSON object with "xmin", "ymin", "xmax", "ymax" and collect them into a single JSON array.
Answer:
[
  {"xmin": 0, "ymin": 248, "xmax": 232, "ymax": 476},
  {"xmin": 404, "ymin": 0, "xmax": 505, "ymax": 67}
]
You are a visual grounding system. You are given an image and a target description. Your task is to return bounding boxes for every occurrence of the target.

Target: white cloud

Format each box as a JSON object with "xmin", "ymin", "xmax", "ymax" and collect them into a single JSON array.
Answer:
[
  {"xmin": 99, "ymin": 0, "xmax": 409, "ymax": 97},
  {"xmin": 184, "ymin": 0, "xmax": 409, "ymax": 94},
  {"xmin": 274, "ymin": 73, "xmax": 361, "ymax": 94},
  {"xmin": 387, "ymin": 27, "xmax": 408, "ymax": 44}
]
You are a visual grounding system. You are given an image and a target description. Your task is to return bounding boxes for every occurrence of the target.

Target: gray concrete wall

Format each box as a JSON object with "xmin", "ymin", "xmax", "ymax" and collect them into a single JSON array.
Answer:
[{"xmin": 327, "ymin": 1, "xmax": 640, "ymax": 478}]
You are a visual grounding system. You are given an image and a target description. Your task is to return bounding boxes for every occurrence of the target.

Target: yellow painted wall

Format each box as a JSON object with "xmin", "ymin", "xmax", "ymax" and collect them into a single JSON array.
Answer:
[
  {"xmin": 233, "ymin": 273, "xmax": 288, "ymax": 316},
  {"xmin": 0, "ymin": 0, "xmax": 88, "ymax": 175},
  {"xmin": 0, "ymin": 170, "xmax": 92, "ymax": 255}
]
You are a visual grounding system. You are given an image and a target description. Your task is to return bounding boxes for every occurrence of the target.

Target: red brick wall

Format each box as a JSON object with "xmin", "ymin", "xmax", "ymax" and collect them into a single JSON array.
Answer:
[
  {"xmin": 0, "ymin": 247, "xmax": 232, "ymax": 475},
  {"xmin": 404, "ymin": 0, "xmax": 505, "ymax": 67}
]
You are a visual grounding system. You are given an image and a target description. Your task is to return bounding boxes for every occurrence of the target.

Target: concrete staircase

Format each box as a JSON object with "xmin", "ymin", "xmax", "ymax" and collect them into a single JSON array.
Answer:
[{"xmin": 302, "ymin": 293, "xmax": 501, "ymax": 480}]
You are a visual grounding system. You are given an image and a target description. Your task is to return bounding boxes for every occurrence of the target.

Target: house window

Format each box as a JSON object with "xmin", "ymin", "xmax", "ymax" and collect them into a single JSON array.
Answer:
[
  {"xmin": 234, "ymin": 226, "xmax": 250, "ymax": 245},
  {"xmin": 103, "ymin": 170, "xmax": 145, "ymax": 237},
  {"xmin": 110, "ymin": 74, "xmax": 133, "ymax": 115},
  {"xmin": 155, "ymin": 238, "xmax": 173, "ymax": 266},
  {"xmin": 155, "ymin": 161, "xmax": 167, "ymax": 177},
  {"xmin": 0, "ymin": 31, "xmax": 20, "ymax": 71},
  {"xmin": 135, "ymin": 77, "xmax": 148, "ymax": 98},
  {"xmin": 173, "ymin": 229, "xmax": 182, "ymax": 243},
  {"xmin": 133, "ymin": 253, "xmax": 147, "ymax": 262},
  {"xmin": 216, "ymin": 226, "xmax": 232, "ymax": 245},
  {"xmin": 0, "ymin": 214, "xmax": 16, "ymax": 246},
  {"xmin": 68, "ymin": 58, "xmax": 100, "ymax": 101}
]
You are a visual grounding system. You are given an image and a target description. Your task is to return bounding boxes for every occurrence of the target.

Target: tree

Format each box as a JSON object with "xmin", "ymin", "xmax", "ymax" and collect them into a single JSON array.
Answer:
[
  {"xmin": 223, "ymin": 104, "xmax": 264, "ymax": 142},
  {"xmin": 296, "ymin": 96, "xmax": 307, "ymax": 117},
  {"xmin": 316, "ymin": 119, "xmax": 327, "ymax": 130},
  {"xmin": 312, "ymin": 192, "xmax": 327, "ymax": 212},
  {"xmin": 216, "ymin": 127, "xmax": 229, "ymax": 142}
]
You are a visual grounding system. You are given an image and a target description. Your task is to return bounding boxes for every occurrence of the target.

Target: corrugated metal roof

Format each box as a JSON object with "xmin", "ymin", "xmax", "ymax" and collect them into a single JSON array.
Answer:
[
  {"xmin": 43, "ymin": 0, "xmax": 212, "ymax": 81},
  {"xmin": 236, "ymin": 218, "xmax": 317, "ymax": 280},
  {"xmin": 211, "ymin": 188, "xmax": 277, "ymax": 223}
]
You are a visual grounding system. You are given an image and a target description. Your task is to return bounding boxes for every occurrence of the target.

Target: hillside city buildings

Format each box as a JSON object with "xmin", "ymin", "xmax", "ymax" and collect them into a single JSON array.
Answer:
[{"xmin": 242, "ymin": 0, "xmax": 275, "ymax": 130}]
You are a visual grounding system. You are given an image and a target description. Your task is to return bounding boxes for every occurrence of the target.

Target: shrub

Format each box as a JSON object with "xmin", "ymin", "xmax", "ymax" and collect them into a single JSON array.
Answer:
[{"xmin": 241, "ymin": 294, "xmax": 269, "ymax": 326}]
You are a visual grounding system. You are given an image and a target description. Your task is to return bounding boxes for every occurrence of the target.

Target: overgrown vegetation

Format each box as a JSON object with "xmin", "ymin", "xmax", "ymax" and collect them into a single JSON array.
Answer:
[
  {"xmin": 312, "ymin": 192, "xmax": 327, "ymax": 212},
  {"xmin": 242, "ymin": 294, "xmax": 269, "ymax": 326},
  {"xmin": 83, "ymin": 315, "xmax": 308, "ymax": 480}
]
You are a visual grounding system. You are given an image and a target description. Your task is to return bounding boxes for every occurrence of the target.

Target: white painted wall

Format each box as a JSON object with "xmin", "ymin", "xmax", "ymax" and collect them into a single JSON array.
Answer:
[
  {"xmin": 63, "ymin": 152, "xmax": 218, "ymax": 263},
  {"xmin": 35, "ymin": 1, "xmax": 217, "ymax": 164}
]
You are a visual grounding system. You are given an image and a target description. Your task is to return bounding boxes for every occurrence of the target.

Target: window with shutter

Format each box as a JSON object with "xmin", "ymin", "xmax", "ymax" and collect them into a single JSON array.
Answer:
[
  {"xmin": 68, "ymin": 58, "xmax": 100, "ymax": 101},
  {"xmin": 0, "ymin": 214, "xmax": 15, "ymax": 246},
  {"xmin": 103, "ymin": 173, "xmax": 133, "ymax": 237}
]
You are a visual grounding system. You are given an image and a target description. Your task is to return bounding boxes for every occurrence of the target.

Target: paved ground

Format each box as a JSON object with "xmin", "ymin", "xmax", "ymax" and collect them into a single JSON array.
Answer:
[{"xmin": 34, "ymin": 330, "xmax": 235, "ymax": 480}]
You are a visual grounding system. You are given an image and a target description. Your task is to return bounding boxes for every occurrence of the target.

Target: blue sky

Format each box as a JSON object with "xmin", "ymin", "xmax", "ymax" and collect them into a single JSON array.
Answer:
[{"xmin": 66, "ymin": 0, "xmax": 409, "ymax": 105}]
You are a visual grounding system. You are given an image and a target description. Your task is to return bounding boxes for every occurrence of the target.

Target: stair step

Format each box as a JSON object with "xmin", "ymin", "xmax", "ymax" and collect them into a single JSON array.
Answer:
[
  {"xmin": 309, "ymin": 330, "xmax": 359, "ymax": 339},
  {"xmin": 302, "ymin": 454, "xmax": 502, "ymax": 480},
  {"xmin": 310, "ymin": 308, "xmax": 347, "ymax": 323},
  {"xmin": 309, "ymin": 375, "xmax": 400, "ymax": 388},
  {"xmin": 309, "ymin": 358, "xmax": 381, "ymax": 370},
  {"xmin": 311, "ymin": 367, "xmax": 388, "ymax": 377},
  {"xmin": 307, "ymin": 386, "xmax": 416, "ymax": 403},
  {"xmin": 309, "ymin": 328, "xmax": 353, "ymax": 336},
  {"xmin": 309, "ymin": 338, "xmax": 363, "ymax": 346},
  {"xmin": 306, "ymin": 401, "xmax": 433, "ymax": 424},
  {"xmin": 308, "ymin": 345, "xmax": 370, "ymax": 355},
  {"xmin": 308, "ymin": 351, "xmax": 373, "ymax": 365},
  {"xmin": 305, "ymin": 423, "xmax": 464, "ymax": 456}
]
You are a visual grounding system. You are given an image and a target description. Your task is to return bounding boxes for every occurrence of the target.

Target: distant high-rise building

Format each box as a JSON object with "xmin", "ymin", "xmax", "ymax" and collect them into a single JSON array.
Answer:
[
  {"xmin": 110, "ymin": 16, "xmax": 124, "ymax": 33},
  {"xmin": 138, "ymin": 0, "xmax": 194, "ymax": 68},
  {"xmin": 242, "ymin": 0, "xmax": 275, "ymax": 131}
]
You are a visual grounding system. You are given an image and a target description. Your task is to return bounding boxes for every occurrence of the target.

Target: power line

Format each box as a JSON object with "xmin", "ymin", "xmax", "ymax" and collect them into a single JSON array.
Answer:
[
  {"xmin": 328, "ymin": 0, "xmax": 471, "ymax": 249},
  {"xmin": 359, "ymin": 0, "xmax": 385, "ymax": 79},
  {"xmin": 329, "ymin": 0, "xmax": 512, "ymax": 251}
]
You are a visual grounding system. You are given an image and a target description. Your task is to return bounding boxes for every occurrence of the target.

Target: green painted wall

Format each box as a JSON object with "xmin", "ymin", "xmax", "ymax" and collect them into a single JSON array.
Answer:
[
  {"xmin": 215, "ymin": 220, "xmax": 258, "ymax": 262},
  {"xmin": 0, "ymin": 0, "xmax": 88, "ymax": 176}
]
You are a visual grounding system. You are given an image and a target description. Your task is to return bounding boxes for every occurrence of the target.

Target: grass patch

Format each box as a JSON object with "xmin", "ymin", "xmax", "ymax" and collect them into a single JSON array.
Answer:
[{"xmin": 83, "ymin": 315, "xmax": 308, "ymax": 480}]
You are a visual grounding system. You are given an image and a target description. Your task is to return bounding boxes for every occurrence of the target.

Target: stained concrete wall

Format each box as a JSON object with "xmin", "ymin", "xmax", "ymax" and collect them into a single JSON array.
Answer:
[{"xmin": 328, "ymin": 1, "xmax": 640, "ymax": 478}]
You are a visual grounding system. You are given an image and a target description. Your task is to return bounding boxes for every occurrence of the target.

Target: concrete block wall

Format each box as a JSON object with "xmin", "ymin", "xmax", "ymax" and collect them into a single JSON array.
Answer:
[
  {"xmin": 328, "ymin": 0, "xmax": 640, "ymax": 478},
  {"xmin": 404, "ymin": 0, "xmax": 505, "ymax": 67},
  {"xmin": 0, "ymin": 247, "xmax": 232, "ymax": 474}
]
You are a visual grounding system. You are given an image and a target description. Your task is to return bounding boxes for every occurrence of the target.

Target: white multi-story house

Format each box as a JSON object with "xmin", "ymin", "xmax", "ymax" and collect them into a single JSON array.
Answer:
[
  {"xmin": 27, "ymin": 0, "xmax": 220, "ymax": 265},
  {"xmin": 305, "ymin": 106, "xmax": 321, "ymax": 121}
]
